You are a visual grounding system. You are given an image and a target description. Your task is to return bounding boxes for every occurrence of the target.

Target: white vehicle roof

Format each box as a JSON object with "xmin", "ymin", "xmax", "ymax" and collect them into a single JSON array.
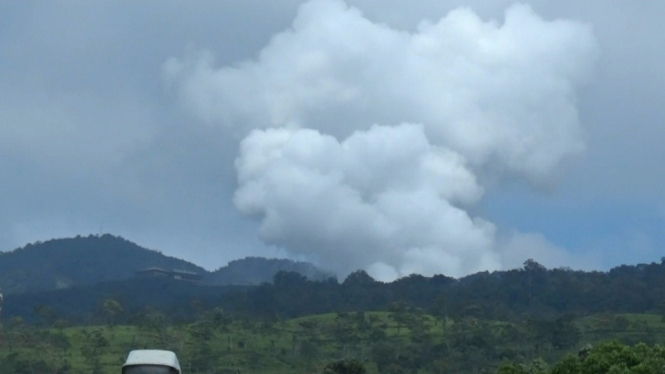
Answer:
[{"xmin": 123, "ymin": 350, "xmax": 181, "ymax": 373}]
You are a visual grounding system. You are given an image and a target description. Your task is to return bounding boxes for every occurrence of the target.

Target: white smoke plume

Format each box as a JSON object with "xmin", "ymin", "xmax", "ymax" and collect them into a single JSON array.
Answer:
[
  {"xmin": 235, "ymin": 124, "xmax": 496, "ymax": 280},
  {"xmin": 166, "ymin": 0, "xmax": 598, "ymax": 279}
]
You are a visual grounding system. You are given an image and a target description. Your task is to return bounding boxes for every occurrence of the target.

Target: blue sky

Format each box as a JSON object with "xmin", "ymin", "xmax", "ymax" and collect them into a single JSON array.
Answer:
[{"xmin": 1, "ymin": 0, "xmax": 664, "ymax": 279}]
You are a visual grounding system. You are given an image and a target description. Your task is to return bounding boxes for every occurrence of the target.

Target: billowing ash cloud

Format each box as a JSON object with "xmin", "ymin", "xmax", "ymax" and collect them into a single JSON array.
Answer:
[
  {"xmin": 235, "ymin": 124, "xmax": 495, "ymax": 280},
  {"xmin": 166, "ymin": 0, "xmax": 598, "ymax": 279}
]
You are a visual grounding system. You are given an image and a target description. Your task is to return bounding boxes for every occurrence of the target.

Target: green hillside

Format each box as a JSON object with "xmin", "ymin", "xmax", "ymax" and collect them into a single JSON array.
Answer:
[
  {"xmin": 4, "ymin": 311, "xmax": 665, "ymax": 374},
  {"xmin": 0, "ymin": 235, "xmax": 333, "ymax": 295},
  {"xmin": 6, "ymin": 237, "xmax": 665, "ymax": 372},
  {"xmin": 0, "ymin": 234, "xmax": 204, "ymax": 294}
]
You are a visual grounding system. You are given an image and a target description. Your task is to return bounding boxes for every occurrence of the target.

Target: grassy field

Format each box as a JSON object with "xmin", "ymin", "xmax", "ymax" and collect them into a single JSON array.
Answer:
[
  {"xmin": 3, "ymin": 312, "xmax": 665, "ymax": 373},
  {"xmin": 577, "ymin": 313, "xmax": 665, "ymax": 346},
  {"xmin": 1, "ymin": 311, "xmax": 403, "ymax": 374}
]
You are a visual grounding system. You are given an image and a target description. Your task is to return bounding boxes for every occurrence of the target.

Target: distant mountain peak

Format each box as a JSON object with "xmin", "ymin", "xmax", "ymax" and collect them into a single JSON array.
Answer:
[
  {"xmin": 208, "ymin": 256, "xmax": 335, "ymax": 286},
  {"xmin": 0, "ymin": 234, "xmax": 335, "ymax": 294},
  {"xmin": 0, "ymin": 234, "xmax": 204, "ymax": 294}
]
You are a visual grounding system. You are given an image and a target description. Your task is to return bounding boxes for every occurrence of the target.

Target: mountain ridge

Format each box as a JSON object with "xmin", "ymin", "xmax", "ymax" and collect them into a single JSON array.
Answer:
[
  {"xmin": 208, "ymin": 256, "xmax": 335, "ymax": 285},
  {"xmin": 0, "ymin": 234, "xmax": 333, "ymax": 294}
]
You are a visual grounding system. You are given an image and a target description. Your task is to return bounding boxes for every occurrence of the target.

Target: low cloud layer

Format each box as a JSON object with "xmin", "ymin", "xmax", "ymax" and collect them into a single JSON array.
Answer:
[{"xmin": 167, "ymin": 0, "xmax": 598, "ymax": 279}]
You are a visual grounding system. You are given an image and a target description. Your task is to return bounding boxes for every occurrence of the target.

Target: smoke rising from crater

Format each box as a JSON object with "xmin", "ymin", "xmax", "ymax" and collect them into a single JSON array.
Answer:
[{"xmin": 166, "ymin": 0, "xmax": 598, "ymax": 279}]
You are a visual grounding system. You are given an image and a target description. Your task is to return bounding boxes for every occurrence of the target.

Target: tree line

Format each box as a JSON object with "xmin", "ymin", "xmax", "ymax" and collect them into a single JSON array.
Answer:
[{"xmin": 8, "ymin": 258, "xmax": 665, "ymax": 326}]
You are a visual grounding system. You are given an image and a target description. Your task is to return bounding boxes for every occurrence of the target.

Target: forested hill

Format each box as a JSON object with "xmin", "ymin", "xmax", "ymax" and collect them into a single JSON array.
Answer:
[
  {"xmin": 6, "ymin": 234, "xmax": 665, "ymax": 323},
  {"xmin": 0, "ymin": 234, "xmax": 204, "ymax": 294},
  {"xmin": 208, "ymin": 256, "xmax": 335, "ymax": 285},
  {"xmin": 0, "ymin": 234, "xmax": 335, "ymax": 295},
  {"xmin": 8, "ymin": 258, "xmax": 665, "ymax": 326}
]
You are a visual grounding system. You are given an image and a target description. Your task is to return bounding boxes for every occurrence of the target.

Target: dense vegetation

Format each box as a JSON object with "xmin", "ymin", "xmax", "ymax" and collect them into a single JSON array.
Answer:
[
  {"xmin": 5, "ymin": 236, "xmax": 665, "ymax": 373},
  {"xmin": 4, "ymin": 307, "xmax": 665, "ymax": 374},
  {"xmin": 9, "ymin": 258, "xmax": 665, "ymax": 326}
]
